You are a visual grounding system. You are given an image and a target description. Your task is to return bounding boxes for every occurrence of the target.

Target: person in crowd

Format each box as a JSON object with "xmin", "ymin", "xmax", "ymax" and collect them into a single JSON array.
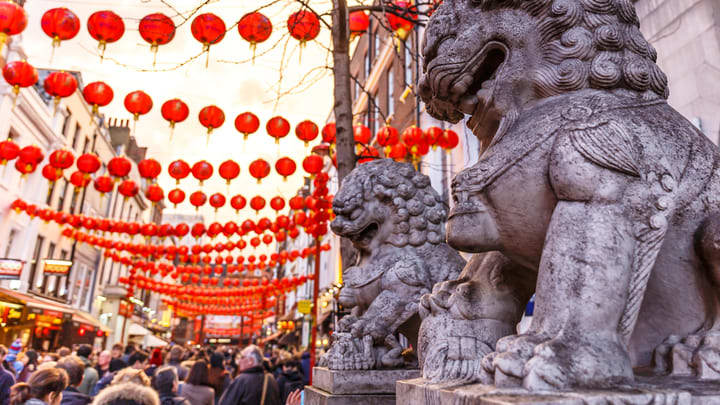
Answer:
[
  {"xmin": 275, "ymin": 358, "xmax": 304, "ymax": 404},
  {"xmin": 1, "ymin": 346, "xmax": 15, "ymax": 378},
  {"xmin": 55, "ymin": 349, "xmax": 70, "ymax": 360},
  {"xmin": 41, "ymin": 355, "xmax": 59, "ymax": 365},
  {"xmin": 151, "ymin": 367, "xmax": 189, "ymax": 405},
  {"xmin": 120, "ymin": 346, "xmax": 135, "ymax": 366},
  {"xmin": 94, "ymin": 352, "xmax": 111, "ymax": 380},
  {"xmin": 17, "ymin": 351, "xmax": 37, "ymax": 383},
  {"xmin": 35, "ymin": 364, "xmax": 56, "ymax": 372},
  {"xmin": 90, "ymin": 358, "xmax": 128, "ymax": 396},
  {"xmin": 88, "ymin": 382, "xmax": 159, "ymax": 405},
  {"xmin": 178, "ymin": 361, "xmax": 213, "ymax": 405},
  {"xmin": 55, "ymin": 356, "xmax": 91, "ymax": 405},
  {"xmin": 218, "ymin": 345, "xmax": 281, "ymax": 405},
  {"xmin": 9, "ymin": 367, "xmax": 68, "ymax": 405},
  {"xmin": 109, "ymin": 345, "xmax": 123, "ymax": 362},
  {"xmin": 0, "ymin": 345, "xmax": 15, "ymax": 405},
  {"xmin": 5, "ymin": 340, "xmax": 23, "ymax": 377},
  {"xmin": 75, "ymin": 346, "xmax": 97, "ymax": 396},
  {"xmin": 165, "ymin": 348, "xmax": 187, "ymax": 383},
  {"xmin": 110, "ymin": 369, "xmax": 149, "ymax": 387},
  {"xmin": 128, "ymin": 352, "xmax": 148, "ymax": 372},
  {"xmin": 285, "ymin": 390, "xmax": 301, "ymax": 405},
  {"xmin": 298, "ymin": 351, "xmax": 310, "ymax": 386},
  {"xmin": 207, "ymin": 352, "xmax": 229, "ymax": 404},
  {"xmin": 144, "ymin": 350, "xmax": 163, "ymax": 379}
]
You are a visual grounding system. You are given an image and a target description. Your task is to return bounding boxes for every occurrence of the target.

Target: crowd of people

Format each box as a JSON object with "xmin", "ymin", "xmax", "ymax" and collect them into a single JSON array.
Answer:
[{"xmin": 0, "ymin": 340, "xmax": 308, "ymax": 405}]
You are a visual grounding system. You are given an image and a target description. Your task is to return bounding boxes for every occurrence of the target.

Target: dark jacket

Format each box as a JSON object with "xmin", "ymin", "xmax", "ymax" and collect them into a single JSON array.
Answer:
[
  {"xmin": 91, "ymin": 371, "xmax": 116, "ymax": 396},
  {"xmin": 276, "ymin": 370, "xmax": 304, "ymax": 404},
  {"xmin": 0, "ymin": 366, "xmax": 15, "ymax": 405},
  {"xmin": 60, "ymin": 387, "xmax": 91, "ymax": 405},
  {"xmin": 158, "ymin": 394, "xmax": 190, "ymax": 405},
  {"xmin": 299, "ymin": 352, "xmax": 311, "ymax": 386},
  {"xmin": 207, "ymin": 367, "xmax": 230, "ymax": 403},
  {"xmin": 218, "ymin": 366, "xmax": 281, "ymax": 405}
]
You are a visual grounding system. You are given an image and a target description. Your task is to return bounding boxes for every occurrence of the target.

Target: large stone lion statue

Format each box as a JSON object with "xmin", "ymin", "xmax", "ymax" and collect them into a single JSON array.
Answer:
[
  {"xmin": 324, "ymin": 159, "xmax": 465, "ymax": 370},
  {"xmin": 417, "ymin": 0, "xmax": 720, "ymax": 391}
]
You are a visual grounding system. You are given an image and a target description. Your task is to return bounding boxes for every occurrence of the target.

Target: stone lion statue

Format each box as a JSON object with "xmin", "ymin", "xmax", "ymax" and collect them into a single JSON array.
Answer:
[
  {"xmin": 418, "ymin": 0, "xmax": 720, "ymax": 391},
  {"xmin": 324, "ymin": 159, "xmax": 465, "ymax": 370}
]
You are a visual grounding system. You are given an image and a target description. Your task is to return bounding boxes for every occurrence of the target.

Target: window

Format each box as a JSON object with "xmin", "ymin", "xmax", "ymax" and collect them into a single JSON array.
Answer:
[
  {"xmin": 404, "ymin": 43, "xmax": 413, "ymax": 86},
  {"xmin": 364, "ymin": 51, "xmax": 370, "ymax": 80},
  {"xmin": 4, "ymin": 229, "xmax": 17, "ymax": 257},
  {"xmin": 41, "ymin": 243, "xmax": 56, "ymax": 292},
  {"xmin": 82, "ymin": 137, "xmax": 91, "ymax": 154},
  {"xmin": 69, "ymin": 187, "xmax": 79, "ymax": 214},
  {"xmin": 387, "ymin": 67, "xmax": 395, "ymax": 117},
  {"xmin": 60, "ymin": 250, "xmax": 67, "ymax": 260},
  {"xmin": 56, "ymin": 179, "xmax": 68, "ymax": 211},
  {"xmin": 71, "ymin": 123, "xmax": 81, "ymax": 149},
  {"xmin": 61, "ymin": 109, "xmax": 72, "ymax": 137},
  {"xmin": 45, "ymin": 180, "xmax": 56, "ymax": 205},
  {"xmin": 28, "ymin": 236, "xmax": 45, "ymax": 291},
  {"xmin": 354, "ymin": 80, "xmax": 360, "ymax": 102}
]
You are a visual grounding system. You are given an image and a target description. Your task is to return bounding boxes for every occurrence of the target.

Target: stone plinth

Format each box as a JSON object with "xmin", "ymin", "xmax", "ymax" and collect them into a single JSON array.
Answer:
[
  {"xmin": 306, "ymin": 367, "xmax": 419, "ymax": 405},
  {"xmin": 397, "ymin": 375, "xmax": 720, "ymax": 405}
]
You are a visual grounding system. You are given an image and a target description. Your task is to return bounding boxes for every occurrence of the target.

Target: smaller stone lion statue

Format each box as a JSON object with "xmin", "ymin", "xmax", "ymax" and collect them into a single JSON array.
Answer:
[{"xmin": 324, "ymin": 159, "xmax": 465, "ymax": 370}]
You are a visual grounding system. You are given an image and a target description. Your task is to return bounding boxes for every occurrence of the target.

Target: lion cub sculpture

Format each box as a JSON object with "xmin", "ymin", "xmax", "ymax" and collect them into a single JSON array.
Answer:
[{"xmin": 323, "ymin": 159, "xmax": 465, "ymax": 370}]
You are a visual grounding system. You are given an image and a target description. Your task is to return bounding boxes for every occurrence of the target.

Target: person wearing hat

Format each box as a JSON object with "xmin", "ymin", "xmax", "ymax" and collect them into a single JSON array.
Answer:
[{"xmin": 5, "ymin": 339, "xmax": 23, "ymax": 377}]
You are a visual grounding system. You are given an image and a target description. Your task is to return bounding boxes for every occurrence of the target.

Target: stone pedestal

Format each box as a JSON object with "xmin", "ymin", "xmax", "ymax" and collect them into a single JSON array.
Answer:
[
  {"xmin": 305, "ymin": 367, "xmax": 419, "ymax": 405},
  {"xmin": 397, "ymin": 375, "xmax": 720, "ymax": 405}
]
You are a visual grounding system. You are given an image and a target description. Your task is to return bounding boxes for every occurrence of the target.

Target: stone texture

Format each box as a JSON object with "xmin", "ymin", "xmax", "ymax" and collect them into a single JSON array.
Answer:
[
  {"xmin": 397, "ymin": 375, "xmax": 720, "ymax": 405},
  {"xmin": 325, "ymin": 159, "xmax": 466, "ymax": 370},
  {"xmin": 304, "ymin": 386, "xmax": 395, "ymax": 405},
  {"xmin": 414, "ymin": 0, "xmax": 720, "ymax": 393},
  {"xmin": 313, "ymin": 367, "xmax": 420, "ymax": 395}
]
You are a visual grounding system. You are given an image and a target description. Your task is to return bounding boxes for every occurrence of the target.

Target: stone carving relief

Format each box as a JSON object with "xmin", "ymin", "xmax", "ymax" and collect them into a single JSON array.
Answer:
[
  {"xmin": 324, "ymin": 159, "xmax": 465, "ymax": 370},
  {"xmin": 416, "ymin": 0, "xmax": 720, "ymax": 391}
]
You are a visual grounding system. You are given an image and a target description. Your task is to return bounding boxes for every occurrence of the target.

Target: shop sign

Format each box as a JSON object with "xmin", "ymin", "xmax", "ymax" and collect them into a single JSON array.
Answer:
[
  {"xmin": 118, "ymin": 300, "xmax": 133, "ymax": 317},
  {"xmin": 42, "ymin": 259, "xmax": 72, "ymax": 276},
  {"xmin": 297, "ymin": 300, "xmax": 312, "ymax": 314},
  {"xmin": 0, "ymin": 259, "xmax": 23, "ymax": 280}
]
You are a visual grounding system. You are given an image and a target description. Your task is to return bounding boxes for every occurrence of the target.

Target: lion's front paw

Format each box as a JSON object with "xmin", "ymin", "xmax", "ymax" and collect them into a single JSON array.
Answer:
[
  {"xmin": 324, "ymin": 333, "xmax": 376, "ymax": 370},
  {"xmin": 523, "ymin": 334, "xmax": 633, "ymax": 390},
  {"xmin": 484, "ymin": 333, "xmax": 549, "ymax": 387}
]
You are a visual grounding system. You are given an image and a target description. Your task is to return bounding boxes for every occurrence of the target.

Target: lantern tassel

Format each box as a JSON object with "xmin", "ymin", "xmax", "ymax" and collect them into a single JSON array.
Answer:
[
  {"xmin": 98, "ymin": 40, "xmax": 107, "ymax": 62},
  {"xmin": 151, "ymin": 43, "xmax": 158, "ymax": 68},
  {"xmin": 0, "ymin": 33, "xmax": 7, "ymax": 55},
  {"xmin": 49, "ymin": 42, "xmax": 57, "ymax": 65}
]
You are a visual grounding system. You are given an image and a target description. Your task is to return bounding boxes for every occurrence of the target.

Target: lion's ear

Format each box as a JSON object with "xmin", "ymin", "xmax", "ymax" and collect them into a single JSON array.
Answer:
[{"xmin": 568, "ymin": 120, "xmax": 641, "ymax": 177}]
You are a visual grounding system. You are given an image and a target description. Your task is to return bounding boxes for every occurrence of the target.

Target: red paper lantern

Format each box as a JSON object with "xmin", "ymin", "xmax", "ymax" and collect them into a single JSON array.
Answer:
[
  {"xmin": 124, "ymin": 90, "xmax": 152, "ymax": 121},
  {"xmin": 295, "ymin": 120, "xmax": 318, "ymax": 146},
  {"xmin": 274, "ymin": 157, "xmax": 296, "ymax": 180},
  {"xmin": 18, "ymin": 145, "xmax": 43, "ymax": 167},
  {"xmin": 377, "ymin": 125, "xmax": 399, "ymax": 155},
  {"xmin": 189, "ymin": 191, "xmax": 207, "ymax": 210},
  {"xmin": 118, "ymin": 180, "xmax": 139, "ymax": 199},
  {"xmin": 270, "ymin": 197, "xmax": 285, "ymax": 213},
  {"xmin": 209, "ymin": 193, "xmax": 226, "ymax": 211},
  {"xmin": 250, "ymin": 196, "xmax": 266, "ymax": 213},
  {"xmin": 438, "ymin": 129, "xmax": 459, "ymax": 151},
  {"xmin": 388, "ymin": 143, "xmax": 407, "ymax": 160},
  {"xmin": 3, "ymin": 60, "xmax": 37, "ymax": 95},
  {"xmin": 0, "ymin": 139, "xmax": 19, "ymax": 165},
  {"xmin": 145, "ymin": 184, "xmax": 164, "ymax": 204},
  {"xmin": 353, "ymin": 124, "xmax": 371, "ymax": 145},
  {"xmin": 83, "ymin": 81, "xmax": 113, "ymax": 114},
  {"xmin": 87, "ymin": 11, "xmax": 125, "ymax": 57},
  {"xmin": 41, "ymin": 164, "xmax": 61, "ymax": 183},
  {"xmin": 76, "ymin": 153, "xmax": 101, "ymax": 175},
  {"xmin": 14, "ymin": 159, "xmax": 35, "ymax": 175},
  {"xmin": 93, "ymin": 175, "xmax": 114, "ymax": 195},
  {"xmin": 175, "ymin": 223, "xmax": 189, "ymax": 237},
  {"xmin": 41, "ymin": 8, "xmax": 80, "ymax": 48},
  {"xmin": 168, "ymin": 159, "xmax": 190, "ymax": 184},
  {"xmin": 0, "ymin": 2, "xmax": 26, "ymax": 51},
  {"xmin": 198, "ymin": 105, "xmax": 225, "ymax": 135},
  {"xmin": 139, "ymin": 13, "xmax": 175, "ymax": 64},
  {"xmin": 70, "ymin": 171, "xmax": 90, "ymax": 190},
  {"xmin": 386, "ymin": 1, "xmax": 417, "ymax": 41},
  {"xmin": 289, "ymin": 195, "xmax": 304, "ymax": 210},
  {"xmin": 168, "ymin": 188, "xmax": 185, "ymax": 208},
  {"xmin": 191, "ymin": 161, "xmax": 213, "ymax": 185},
  {"xmin": 287, "ymin": 10, "xmax": 320, "ymax": 43},
  {"xmin": 107, "ymin": 156, "xmax": 131, "ymax": 178},
  {"xmin": 191, "ymin": 13, "xmax": 225, "ymax": 64},
  {"xmin": 137, "ymin": 158, "xmax": 161, "ymax": 181},
  {"xmin": 321, "ymin": 123, "xmax": 336, "ymax": 144},
  {"xmin": 48, "ymin": 149, "xmax": 74, "ymax": 173},
  {"xmin": 43, "ymin": 71, "xmax": 78, "ymax": 105},
  {"xmin": 425, "ymin": 126, "xmax": 443, "ymax": 149},
  {"xmin": 219, "ymin": 160, "xmax": 240, "ymax": 185},
  {"xmin": 161, "ymin": 99, "xmax": 189, "ymax": 130},
  {"xmin": 357, "ymin": 145, "xmax": 380, "ymax": 164},
  {"xmin": 234, "ymin": 112, "xmax": 260, "ymax": 140},
  {"xmin": 349, "ymin": 11, "xmax": 370, "ymax": 39},
  {"xmin": 230, "ymin": 195, "xmax": 246, "ymax": 213},
  {"xmin": 248, "ymin": 159, "xmax": 270, "ymax": 184},
  {"xmin": 266, "ymin": 116, "xmax": 290, "ymax": 144},
  {"xmin": 302, "ymin": 155, "xmax": 324, "ymax": 176},
  {"xmin": 237, "ymin": 12, "xmax": 272, "ymax": 47}
]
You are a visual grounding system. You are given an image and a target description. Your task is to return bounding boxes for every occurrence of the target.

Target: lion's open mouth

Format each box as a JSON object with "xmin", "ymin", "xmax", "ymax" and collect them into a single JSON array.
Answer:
[
  {"xmin": 454, "ymin": 41, "xmax": 507, "ymax": 145},
  {"xmin": 347, "ymin": 222, "xmax": 379, "ymax": 248}
]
